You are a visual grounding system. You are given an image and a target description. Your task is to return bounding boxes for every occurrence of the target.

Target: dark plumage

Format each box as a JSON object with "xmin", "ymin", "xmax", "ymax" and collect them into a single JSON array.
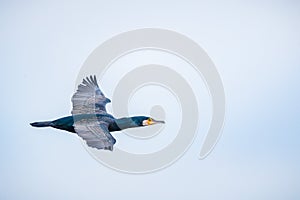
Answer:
[{"xmin": 30, "ymin": 75, "xmax": 164, "ymax": 151}]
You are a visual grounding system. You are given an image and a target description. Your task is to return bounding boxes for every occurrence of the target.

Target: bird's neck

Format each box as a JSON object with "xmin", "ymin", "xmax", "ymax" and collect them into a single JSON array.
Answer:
[{"xmin": 109, "ymin": 117, "xmax": 139, "ymax": 131}]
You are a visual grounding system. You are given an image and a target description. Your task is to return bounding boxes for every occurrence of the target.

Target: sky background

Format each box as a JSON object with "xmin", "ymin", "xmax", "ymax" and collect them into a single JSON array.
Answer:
[{"xmin": 1, "ymin": 0, "xmax": 300, "ymax": 199}]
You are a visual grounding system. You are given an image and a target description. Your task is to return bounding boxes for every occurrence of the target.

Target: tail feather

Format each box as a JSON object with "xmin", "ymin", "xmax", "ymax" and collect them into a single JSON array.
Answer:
[{"xmin": 30, "ymin": 121, "xmax": 52, "ymax": 127}]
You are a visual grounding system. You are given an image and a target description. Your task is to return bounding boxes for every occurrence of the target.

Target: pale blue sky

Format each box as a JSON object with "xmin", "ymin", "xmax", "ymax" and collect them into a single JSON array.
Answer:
[{"xmin": 0, "ymin": 0, "xmax": 299, "ymax": 199}]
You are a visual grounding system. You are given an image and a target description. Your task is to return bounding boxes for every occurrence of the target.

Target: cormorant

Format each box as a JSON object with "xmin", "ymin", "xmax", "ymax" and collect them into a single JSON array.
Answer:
[{"xmin": 30, "ymin": 75, "xmax": 165, "ymax": 151}]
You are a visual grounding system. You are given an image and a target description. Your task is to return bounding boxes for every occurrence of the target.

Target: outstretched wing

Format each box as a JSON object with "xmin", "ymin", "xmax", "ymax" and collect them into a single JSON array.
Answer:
[
  {"xmin": 72, "ymin": 75, "xmax": 116, "ymax": 150},
  {"xmin": 71, "ymin": 75, "xmax": 111, "ymax": 115},
  {"xmin": 74, "ymin": 116, "xmax": 116, "ymax": 150}
]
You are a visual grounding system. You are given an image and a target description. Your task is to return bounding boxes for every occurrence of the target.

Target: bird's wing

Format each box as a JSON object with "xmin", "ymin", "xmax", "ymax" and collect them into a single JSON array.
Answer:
[
  {"xmin": 71, "ymin": 75, "xmax": 111, "ymax": 115},
  {"xmin": 74, "ymin": 116, "xmax": 116, "ymax": 150}
]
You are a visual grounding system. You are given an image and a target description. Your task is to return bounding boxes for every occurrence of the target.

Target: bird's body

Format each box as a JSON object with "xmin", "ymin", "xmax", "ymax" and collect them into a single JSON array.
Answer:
[
  {"xmin": 31, "ymin": 114, "xmax": 150, "ymax": 133},
  {"xmin": 31, "ymin": 75, "xmax": 164, "ymax": 151}
]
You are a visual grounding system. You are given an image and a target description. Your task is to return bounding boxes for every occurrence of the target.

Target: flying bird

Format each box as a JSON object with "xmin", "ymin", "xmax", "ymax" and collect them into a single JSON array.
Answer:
[{"xmin": 30, "ymin": 75, "xmax": 165, "ymax": 151}]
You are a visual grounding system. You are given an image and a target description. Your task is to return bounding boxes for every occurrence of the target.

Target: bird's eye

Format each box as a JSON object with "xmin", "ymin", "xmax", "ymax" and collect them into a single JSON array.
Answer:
[{"xmin": 148, "ymin": 118, "xmax": 152, "ymax": 122}]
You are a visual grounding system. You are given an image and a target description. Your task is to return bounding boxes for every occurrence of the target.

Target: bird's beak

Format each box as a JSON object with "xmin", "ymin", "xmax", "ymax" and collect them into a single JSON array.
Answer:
[{"xmin": 151, "ymin": 119, "xmax": 165, "ymax": 125}]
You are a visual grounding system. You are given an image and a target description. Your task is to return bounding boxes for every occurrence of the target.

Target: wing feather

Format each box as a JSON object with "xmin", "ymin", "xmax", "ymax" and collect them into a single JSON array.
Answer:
[
  {"xmin": 71, "ymin": 75, "xmax": 111, "ymax": 115},
  {"xmin": 74, "ymin": 116, "xmax": 116, "ymax": 150}
]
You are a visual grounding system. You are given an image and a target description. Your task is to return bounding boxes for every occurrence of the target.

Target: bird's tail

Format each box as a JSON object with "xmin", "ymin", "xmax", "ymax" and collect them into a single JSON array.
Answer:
[{"xmin": 30, "ymin": 121, "xmax": 53, "ymax": 127}]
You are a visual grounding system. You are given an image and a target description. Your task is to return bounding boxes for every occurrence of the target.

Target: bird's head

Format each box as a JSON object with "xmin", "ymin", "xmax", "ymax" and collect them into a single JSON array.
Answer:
[{"xmin": 132, "ymin": 116, "xmax": 165, "ymax": 127}]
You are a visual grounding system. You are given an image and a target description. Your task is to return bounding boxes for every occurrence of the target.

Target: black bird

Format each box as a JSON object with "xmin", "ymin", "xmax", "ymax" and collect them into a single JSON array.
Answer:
[{"xmin": 30, "ymin": 75, "xmax": 165, "ymax": 151}]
